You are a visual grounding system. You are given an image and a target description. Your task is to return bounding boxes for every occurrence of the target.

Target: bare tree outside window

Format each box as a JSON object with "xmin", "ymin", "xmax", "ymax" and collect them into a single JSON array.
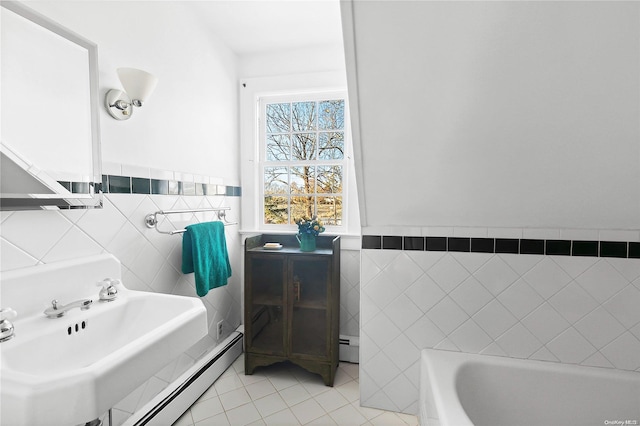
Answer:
[{"xmin": 264, "ymin": 99, "xmax": 345, "ymax": 226}]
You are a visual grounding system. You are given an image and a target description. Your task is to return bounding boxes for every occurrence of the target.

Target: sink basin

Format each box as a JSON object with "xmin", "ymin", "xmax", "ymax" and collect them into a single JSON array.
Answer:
[{"xmin": 0, "ymin": 254, "xmax": 208, "ymax": 426}]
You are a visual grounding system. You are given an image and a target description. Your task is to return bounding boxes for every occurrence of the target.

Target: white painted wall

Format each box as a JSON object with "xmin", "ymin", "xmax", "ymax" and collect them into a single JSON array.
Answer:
[
  {"xmin": 1, "ymin": 2, "xmax": 242, "ymax": 423},
  {"xmin": 240, "ymin": 43, "xmax": 346, "ymax": 78},
  {"xmin": 343, "ymin": 1, "xmax": 640, "ymax": 417},
  {"xmin": 344, "ymin": 1, "xmax": 640, "ymax": 230},
  {"xmin": 27, "ymin": 1, "xmax": 240, "ymax": 182}
]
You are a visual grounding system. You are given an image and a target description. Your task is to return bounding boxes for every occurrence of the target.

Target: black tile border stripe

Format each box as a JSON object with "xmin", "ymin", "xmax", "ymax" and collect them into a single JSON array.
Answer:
[
  {"xmin": 102, "ymin": 175, "xmax": 241, "ymax": 197},
  {"xmin": 362, "ymin": 235, "xmax": 640, "ymax": 259}
]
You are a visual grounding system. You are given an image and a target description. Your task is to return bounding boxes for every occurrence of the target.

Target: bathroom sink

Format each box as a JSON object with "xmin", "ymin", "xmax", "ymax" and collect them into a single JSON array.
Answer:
[{"xmin": 0, "ymin": 254, "xmax": 208, "ymax": 426}]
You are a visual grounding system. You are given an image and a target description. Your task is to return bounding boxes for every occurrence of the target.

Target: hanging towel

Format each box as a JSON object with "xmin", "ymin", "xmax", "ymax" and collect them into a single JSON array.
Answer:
[{"xmin": 181, "ymin": 221, "xmax": 232, "ymax": 297}]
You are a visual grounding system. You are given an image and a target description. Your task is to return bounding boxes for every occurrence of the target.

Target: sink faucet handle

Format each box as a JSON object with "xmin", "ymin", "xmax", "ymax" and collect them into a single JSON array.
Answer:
[
  {"xmin": 0, "ymin": 307, "xmax": 17, "ymax": 343},
  {"xmin": 0, "ymin": 307, "xmax": 17, "ymax": 320},
  {"xmin": 97, "ymin": 278, "xmax": 121, "ymax": 287},
  {"xmin": 97, "ymin": 278, "xmax": 120, "ymax": 302}
]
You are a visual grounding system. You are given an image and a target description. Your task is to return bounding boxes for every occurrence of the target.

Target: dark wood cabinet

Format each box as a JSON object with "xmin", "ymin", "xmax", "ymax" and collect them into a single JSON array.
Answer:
[{"xmin": 244, "ymin": 234, "xmax": 340, "ymax": 386}]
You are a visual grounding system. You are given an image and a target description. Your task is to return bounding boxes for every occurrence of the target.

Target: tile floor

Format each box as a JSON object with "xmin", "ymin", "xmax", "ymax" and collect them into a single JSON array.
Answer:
[{"xmin": 172, "ymin": 356, "xmax": 419, "ymax": 426}]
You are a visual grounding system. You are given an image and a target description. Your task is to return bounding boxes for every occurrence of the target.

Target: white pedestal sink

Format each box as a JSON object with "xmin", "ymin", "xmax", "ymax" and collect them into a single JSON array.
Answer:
[{"xmin": 0, "ymin": 254, "xmax": 208, "ymax": 426}]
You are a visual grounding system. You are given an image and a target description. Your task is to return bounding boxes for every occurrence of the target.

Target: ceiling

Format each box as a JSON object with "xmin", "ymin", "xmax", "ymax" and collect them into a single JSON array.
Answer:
[{"xmin": 186, "ymin": 0, "xmax": 344, "ymax": 56}]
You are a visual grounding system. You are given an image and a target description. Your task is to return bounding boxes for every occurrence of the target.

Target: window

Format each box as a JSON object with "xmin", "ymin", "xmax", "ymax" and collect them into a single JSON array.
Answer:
[{"xmin": 260, "ymin": 94, "xmax": 347, "ymax": 228}]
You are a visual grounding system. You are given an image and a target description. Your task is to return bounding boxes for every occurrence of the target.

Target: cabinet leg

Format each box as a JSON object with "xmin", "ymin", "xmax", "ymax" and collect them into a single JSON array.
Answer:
[{"xmin": 322, "ymin": 374, "xmax": 334, "ymax": 387}]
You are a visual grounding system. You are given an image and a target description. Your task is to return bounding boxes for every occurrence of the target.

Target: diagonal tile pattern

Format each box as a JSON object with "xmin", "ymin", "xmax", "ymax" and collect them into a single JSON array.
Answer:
[
  {"xmin": 173, "ymin": 357, "xmax": 418, "ymax": 426},
  {"xmin": 361, "ymin": 249, "xmax": 640, "ymax": 414},
  {"xmin": 1, "ymin": 188, "xmax": 363, "ymax": 425}
]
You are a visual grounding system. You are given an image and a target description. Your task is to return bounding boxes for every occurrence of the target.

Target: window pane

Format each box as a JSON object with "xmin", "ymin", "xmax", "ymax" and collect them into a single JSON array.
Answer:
[
  {"xmin": 292, "ymin": 102, "xmax": 316, "ymax": 131},
  {"xmin": 317, "ymin": 166, "xmax": 342, "ymax": 194},
  {"xmin": 318, "ymin": 132, "xmax": 344, "ymax": 160},
  {"xmin": 291, "ymin": 133, "xmax": 317, "ymax": 160},
  {"xmin": 319, "ymin": 100, "xmax": 344, "ymax": 130},
  {"xmin": 266, "ymin": 134, "xmax": 290, "ymax": 161},
  {"xmin": 317, "ymin": 196, "xmax": 342, "ymax": 225},
  {"xmin": 291, "ymin": 196, "xmax": 315, "ymax": 223},
  {"xmin": 290, "ymin": 166, "xmax": 315, "ymax": 194},
  {"xmin": 264, "ymin": 166, "xmax": 288, "ymax": 194},
  {"xmin": 264, "ymin": 196, "xmax": 288, "ymax": 224},
  {"xmin": 266, "ymin": 103, "xmax": 290, "ymax": 133}
]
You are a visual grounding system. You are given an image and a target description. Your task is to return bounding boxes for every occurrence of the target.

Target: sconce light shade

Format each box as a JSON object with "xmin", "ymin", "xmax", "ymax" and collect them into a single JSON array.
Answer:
[
  {"xmin": 117, "ymin": 68, "xmax": 158, "ymax": 106},
  {"xmin": 105, "ymin": 67, "xmax": 158, "ymax": 120}
]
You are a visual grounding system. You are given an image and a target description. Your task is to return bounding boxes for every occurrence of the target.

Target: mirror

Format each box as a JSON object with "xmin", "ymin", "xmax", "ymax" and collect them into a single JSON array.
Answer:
[{"xmin": 1, "ymin": 1, "xmax": 102, "ymax": 210}]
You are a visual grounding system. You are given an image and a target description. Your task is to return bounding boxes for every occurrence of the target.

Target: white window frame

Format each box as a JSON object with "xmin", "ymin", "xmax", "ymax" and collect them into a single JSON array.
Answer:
[
  {"xmin": 258, "ymin": 91, "xmax": 350, "ymax": 234},
  {"xmin": 239, "ymin": 72, "xmax": 360, "ymax": 244}
]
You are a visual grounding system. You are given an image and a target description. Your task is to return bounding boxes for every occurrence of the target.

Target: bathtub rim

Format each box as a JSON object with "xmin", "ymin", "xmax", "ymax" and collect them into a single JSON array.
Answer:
[
  {"xmin": 420, "ymin": 349, "xmax": 473, "ymax": 426},
  {"xmin": 420, "ymin": 348, "xmax": 640, "ymax": 426}
]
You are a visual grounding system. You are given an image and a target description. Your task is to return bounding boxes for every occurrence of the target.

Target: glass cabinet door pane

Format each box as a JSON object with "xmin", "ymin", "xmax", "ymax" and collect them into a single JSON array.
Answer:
[
  {"xmin": 249, "ymin": 257, "xmax": 285, "ymax": 355},
  {"xmin": 291, "ymin": 307, "xmax": 327, "ymax": 357},
  {"xmin": 290, "ymin": 258, "xmax": 328, "ymax": 308},
  {"xmin": 290, "ymin": 257, "xmax": 329, "ymax": 357}
]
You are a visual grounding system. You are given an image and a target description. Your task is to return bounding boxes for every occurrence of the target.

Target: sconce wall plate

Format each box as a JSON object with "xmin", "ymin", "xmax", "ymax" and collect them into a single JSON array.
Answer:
[
  {"xmin": 105, "ymin": 89, "xmax": 133, "ymax": 120},
  {"xmin": 104, "ymin": 68, "xmax": 157, "ymax": 121}
]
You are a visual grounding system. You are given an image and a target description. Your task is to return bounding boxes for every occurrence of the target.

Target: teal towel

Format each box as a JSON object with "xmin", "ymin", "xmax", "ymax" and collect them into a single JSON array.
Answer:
[{"xmin": 181, "ymin": 221, "xmax": 232, "ymax": 297}]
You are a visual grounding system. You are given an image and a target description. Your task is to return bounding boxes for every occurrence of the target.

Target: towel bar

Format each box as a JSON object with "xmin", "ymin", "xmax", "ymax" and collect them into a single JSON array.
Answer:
[{"xmin": 145, "ymin": 207, "xmax": 237, "ymax": 235}]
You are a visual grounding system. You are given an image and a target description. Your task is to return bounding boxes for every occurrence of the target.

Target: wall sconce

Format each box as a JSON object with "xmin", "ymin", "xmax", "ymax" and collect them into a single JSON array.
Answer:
[{"xmin": 105, "ymin": 68, "xmax": 158, "ymax": 120}]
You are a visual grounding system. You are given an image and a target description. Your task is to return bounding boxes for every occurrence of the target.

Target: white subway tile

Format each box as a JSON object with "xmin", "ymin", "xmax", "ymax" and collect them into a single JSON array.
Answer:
[
  {"xmin": 487, "ymin": 227, "xmax": 523, "ymax": 238},
  {"xmin": 599, "ymin": 229, "xmax": 640, "ymax": 242},
  {"xmin": 559, "ymin": 229, "xmax": 598, "ymax": 241},
  {"xmin": 121, "ymin": 164, "xmax": 150, "ymax": 178},
  {"xmin": 149, "ymin": 168, "xmax": 174, "ymax": 180},
  {"xmin": 522, "ymin": 228, "xmax": 560, "ymax": 239},
  {"xmin": 102, "ymin": 161, "xmax": 122, "ymax": 175},
  {"xmin": 422, "ymin": 226, "xmax": 454, "ymax": 237},
  {"xmin": 453, "ymin": 227, "xmax": 487, "ymax": 237}
]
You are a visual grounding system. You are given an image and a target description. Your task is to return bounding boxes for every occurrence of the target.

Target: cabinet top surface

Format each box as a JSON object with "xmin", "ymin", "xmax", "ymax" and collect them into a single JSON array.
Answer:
[
  {"xmin": 245, "ymin": 234, "xmax": 339, "ymax": 256},
  {"xmin": 247, "ymin": 246, "xmax": 333, "ymax": 256}
]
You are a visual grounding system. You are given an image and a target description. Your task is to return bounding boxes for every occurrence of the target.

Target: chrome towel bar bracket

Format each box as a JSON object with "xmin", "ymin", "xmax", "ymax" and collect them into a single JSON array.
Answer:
[{"xmin": 144, "ymin": 207, "xmax": 237, "ymax": 235}]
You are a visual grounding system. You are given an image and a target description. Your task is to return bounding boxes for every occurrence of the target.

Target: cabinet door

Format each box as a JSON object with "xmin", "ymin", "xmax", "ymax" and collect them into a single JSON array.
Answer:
[
  {"xmin": 289, "ymin": 256, "xmax": 330, "ymax": 358},
  {"xmin": 247, "ymin": 255, "xmax": 286, "ymax": 356}
]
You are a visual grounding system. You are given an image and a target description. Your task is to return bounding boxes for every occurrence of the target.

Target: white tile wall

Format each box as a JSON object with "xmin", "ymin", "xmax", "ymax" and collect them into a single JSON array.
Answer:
[
  {"xmin": 0, "ymin": 193, "xmax": 242, "ymax": 424},
  {"xmin": 360, "ymin": 249, "xmax": 640, "ymax": 415},
  {"xmin": 0, "ymin": 194, "xmax": 363, "ymax": 424},
  {"xmin": 340, "ymin": 249, "xmax": 361, "ymax": 338}
]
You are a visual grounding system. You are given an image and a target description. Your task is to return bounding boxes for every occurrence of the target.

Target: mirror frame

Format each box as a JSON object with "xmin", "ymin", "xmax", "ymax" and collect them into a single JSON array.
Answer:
[{"xmin": 1, "ymin": 1, "xmax": 102, "ymax": 210}]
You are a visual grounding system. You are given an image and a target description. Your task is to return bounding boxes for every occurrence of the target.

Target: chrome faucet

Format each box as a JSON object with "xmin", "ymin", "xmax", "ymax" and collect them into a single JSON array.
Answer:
[
  {"xmin": 0, "ymin": 308, "xmax": 17, "ymax": 342},
  {"xmin": 97, "ymin": 278, "xmax": 119, "ymax": 302},
  {"xmin": 44, "ymin": 299, "xmax": 93, "ymax": 318}
]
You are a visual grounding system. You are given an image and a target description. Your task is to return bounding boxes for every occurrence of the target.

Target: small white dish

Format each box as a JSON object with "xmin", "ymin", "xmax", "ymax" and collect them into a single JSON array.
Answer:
[{"xmin": 263, "ymin": 243, "xmax": 283, "ymax": 250}]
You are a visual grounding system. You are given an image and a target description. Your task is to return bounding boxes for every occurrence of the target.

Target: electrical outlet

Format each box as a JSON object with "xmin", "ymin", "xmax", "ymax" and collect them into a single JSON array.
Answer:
[{"xmin": 216, "ymin": 320, "xmax": 224, "ymax": 340}]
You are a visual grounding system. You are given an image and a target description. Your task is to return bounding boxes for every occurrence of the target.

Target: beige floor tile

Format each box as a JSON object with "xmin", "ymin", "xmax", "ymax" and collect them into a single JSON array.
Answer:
[
  {"xmin": 190, "ymin": 396, "xmax": 224, "ymax": 423},
  {"xmin": 290, "ymin": 397, "xmax": 326, "ymax": 425},
  {"xmin": 313, "ymin": 388, "xmax": 350, "ymax": 413},
  {"xmin": 219, "ymin": 387, "xmax": 251, "ymax": 411},
  {"xmin": 225, "ymin": 402, "xmax": 261, "ymax": 426},
  {"xmin": 194, "ymin": 412, "xmax": 229, "ymax": 426},
  {"xmin": 174, "ymin": 357, "xmax": 417, "ymax": 426},
  {"xmin": 263, "ymin": 408, "xmax": 300, "ymax": 426},
  {"xmin": 279, "ymin": 383, "xmax": 313, "ymax": 407},
  {"xmin": 253, "ymin": 392, "xmax": 288, "ymax": 418}
]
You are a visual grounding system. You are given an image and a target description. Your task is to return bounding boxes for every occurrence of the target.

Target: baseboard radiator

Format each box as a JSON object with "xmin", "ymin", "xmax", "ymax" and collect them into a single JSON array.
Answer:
[
  {"xmin": 339, "ymin": 334, "xmax": 360, "ymax": 363},
  {"xmin": 124, "ymin": 330, "xmax": 243, "ymax": 426}
]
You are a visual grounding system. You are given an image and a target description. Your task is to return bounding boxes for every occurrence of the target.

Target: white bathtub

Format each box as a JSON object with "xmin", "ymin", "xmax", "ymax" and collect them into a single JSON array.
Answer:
[{"xmin": 420, "ymin": 349, "xmax": 640, "ymax": 426}]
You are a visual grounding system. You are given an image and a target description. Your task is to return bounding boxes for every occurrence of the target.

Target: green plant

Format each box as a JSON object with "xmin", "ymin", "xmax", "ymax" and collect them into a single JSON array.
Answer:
[{"xmin": 296, "ymin": 216, "xmax": 326, "ymax": 236}]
